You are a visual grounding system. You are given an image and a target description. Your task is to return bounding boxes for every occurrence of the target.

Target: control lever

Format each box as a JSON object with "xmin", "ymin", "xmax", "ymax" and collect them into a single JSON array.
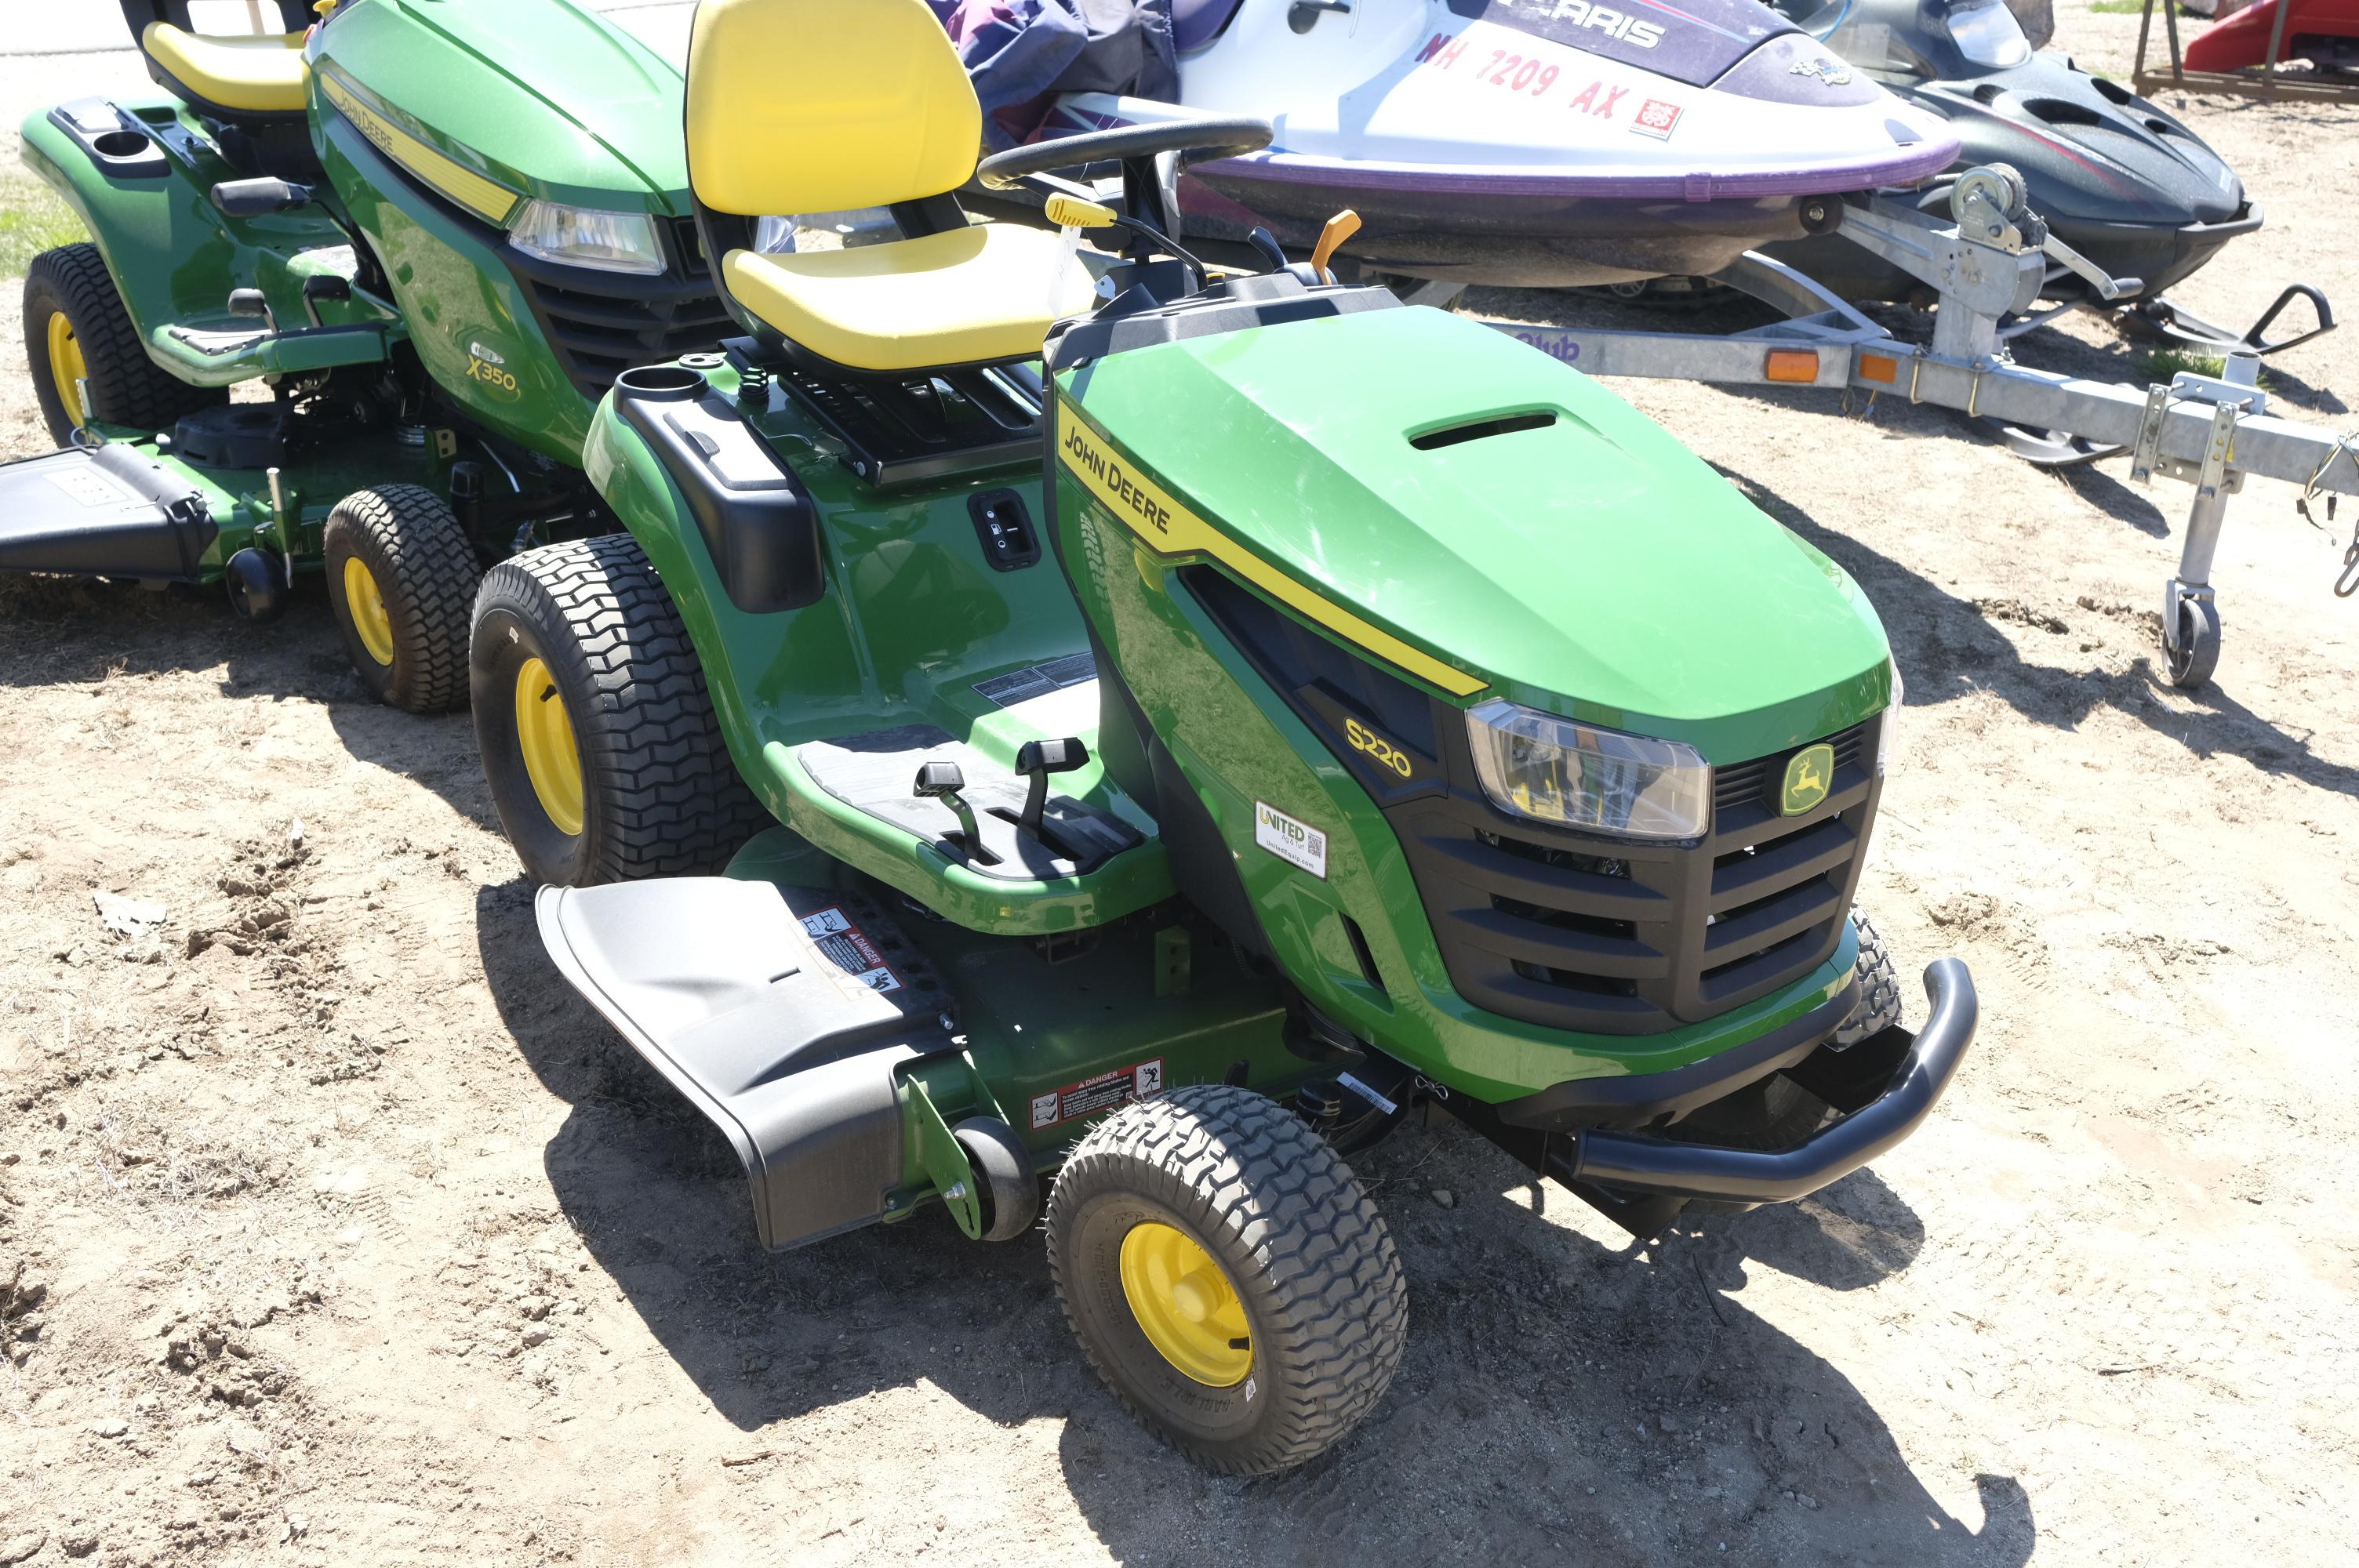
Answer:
[
  {"xmin": 1015, "ymin": 738, "xmax": 1090, "ymax": 846},
  {"xmin": 210, "ymin": 176, "xmax": 314, "ymax": 219},
  {"xmin": 914, "ymin": 761, "xmax": 1001, "ymax": 866},
  {"xmin": 227, "ymin": 288, "xmax": 274, "ymax": 331},
  {"xmin": 301, "ymin": 274, "xmax": 353, "ymax": 328}
]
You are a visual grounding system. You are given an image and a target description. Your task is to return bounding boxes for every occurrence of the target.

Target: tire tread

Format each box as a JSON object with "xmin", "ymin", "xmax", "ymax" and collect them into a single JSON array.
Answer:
[{"xmin": 1049, "ymin": 1083, "xmax": 1407, "ymax": 1475}]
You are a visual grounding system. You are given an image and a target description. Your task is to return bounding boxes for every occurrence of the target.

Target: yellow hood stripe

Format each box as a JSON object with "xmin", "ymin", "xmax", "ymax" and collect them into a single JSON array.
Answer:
[
  {"xmin": 319, "ymin": 70, "xmax": 519, "ymax": 227},
  {"xmin": 1056, "ymin": 397, "xmax": 1485, "ymax": 699}
]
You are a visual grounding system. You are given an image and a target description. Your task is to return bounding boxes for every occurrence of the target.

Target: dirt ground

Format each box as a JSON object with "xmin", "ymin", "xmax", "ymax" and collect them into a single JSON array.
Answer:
[{"xmin": 3, "ymin": 9, "xmax": 2357, "ymax": 1566}]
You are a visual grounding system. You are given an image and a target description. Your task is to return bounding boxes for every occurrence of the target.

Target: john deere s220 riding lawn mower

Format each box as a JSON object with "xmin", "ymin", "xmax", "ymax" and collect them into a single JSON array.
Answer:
[
  {"xmin": 472, "ymin": 0, "xmax": 1981, "ymax": 1474},
  {"xmin": 4, "ymin": 0, "xmax": 727, "ymax": 710}
]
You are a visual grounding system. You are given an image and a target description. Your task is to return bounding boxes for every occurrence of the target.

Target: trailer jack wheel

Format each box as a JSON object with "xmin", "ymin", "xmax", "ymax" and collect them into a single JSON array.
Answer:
[
  {"xmin": 2165, "ymin": 596, "xmax": 2221, "ymax": 691},
  {"xmin": 1047, "ymin": 1084, "xmax": 1405, "ymax": 1475}
]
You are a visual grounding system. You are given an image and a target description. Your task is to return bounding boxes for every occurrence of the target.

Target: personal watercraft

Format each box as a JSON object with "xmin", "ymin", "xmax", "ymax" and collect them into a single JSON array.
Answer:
[
  {"xmin": 2186, "ymin": 0, "xmax": 2359, "ymax": 74},
  {"xmin": 1763, "ymin": 0, "xmax": 2258, "ymax": 304},
  {"xmin": 974, "ymin": 0, "xmax": 1963, "ymax": 287},
  {"xmin": 5, "ymin": 0, "xmax": 727, "ymax": 710}
]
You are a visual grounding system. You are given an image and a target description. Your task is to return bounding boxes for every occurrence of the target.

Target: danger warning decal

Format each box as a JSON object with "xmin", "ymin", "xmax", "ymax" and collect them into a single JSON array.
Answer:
[
  {"xmin": 1030, "ymin": 1058, "xmax": 1165, "ymax": 1131},
  {"xmin": 800, "ymin": 906, "xmax": 903, "ymax": 993}
]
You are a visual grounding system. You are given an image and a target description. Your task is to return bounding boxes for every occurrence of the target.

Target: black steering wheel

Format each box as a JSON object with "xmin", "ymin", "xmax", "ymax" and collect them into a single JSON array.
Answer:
[{"xmin": 975, "ymin": 117, "xmax": 1274, "ymax": 191}]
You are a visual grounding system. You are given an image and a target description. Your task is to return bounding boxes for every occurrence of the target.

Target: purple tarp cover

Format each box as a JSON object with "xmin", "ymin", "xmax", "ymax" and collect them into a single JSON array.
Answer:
[{"xmin": 929, "ymin": 0, "xmax": 1177, "ymax": 146}]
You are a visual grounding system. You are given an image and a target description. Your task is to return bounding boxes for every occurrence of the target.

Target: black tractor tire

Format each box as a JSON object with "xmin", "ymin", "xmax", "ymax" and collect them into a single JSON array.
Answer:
[
  {"xmin": 1047, "ymin": 1083, "xmax": 1407, "ymax": 1475},
  {"xmin": 471, "ymin": 535, "xmax": 765, "ymax": 886},
  {"xmin": 1836, "ymin": 912, "xmax": 1904, "ymax": 1047},
  {"xmin": 322, "ymin": 486, "xmax": 480, "ymax": 713},
  {"xmin": 24, "ymin": 243, "xmax": 224, "ymax": 445}
]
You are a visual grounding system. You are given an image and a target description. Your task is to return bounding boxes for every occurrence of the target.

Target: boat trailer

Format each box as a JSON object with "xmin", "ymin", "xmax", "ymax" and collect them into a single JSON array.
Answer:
[{"xmin": 1469, "ymin": 165, "xmax": 2359, "ymax": 690}]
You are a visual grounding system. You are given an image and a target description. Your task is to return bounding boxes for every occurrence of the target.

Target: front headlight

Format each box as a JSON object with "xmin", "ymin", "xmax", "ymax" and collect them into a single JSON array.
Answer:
[
  {"xmin": 508, "ymin": 200, "xmax": 667, "ymax": 276},
  {"xmin": 1466, "ymin": 699, "xmax": 1712, "ymax": 841},
  {"xmin": 1942, "ymin": 0, "xmax": 2032, "ymax": 69},
  {"xmin": 1877, "ymin": 659, "xmax": 1904, "ymax": 777}
]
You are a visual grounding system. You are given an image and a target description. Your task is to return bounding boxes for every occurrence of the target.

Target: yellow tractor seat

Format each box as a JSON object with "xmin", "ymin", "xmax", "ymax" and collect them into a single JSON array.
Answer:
[
  {"xmin": 724, "ymin": 225, "xmax": 1100, "ymax": 375},
  {"xmin": 140, "ymin": 23, "xmax": 310, "ymax": 116}
]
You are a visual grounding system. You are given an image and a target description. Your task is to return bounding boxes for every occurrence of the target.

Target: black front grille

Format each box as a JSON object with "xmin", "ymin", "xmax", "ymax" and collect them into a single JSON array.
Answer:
[
  {"xmin": 1395, "ymin": 719, "xmax": 1879, "ymax": 1035},
  {"xmin": 507, "ymin": 218, "xmax": 732, "ymax": 401},
  {"xmin": 518, "ymin": 270, "xmax": 736, "ymax": 400},
  {"xmin": 1183, "ymin": 566, "xmax": 1884, "ymax": 1037}
]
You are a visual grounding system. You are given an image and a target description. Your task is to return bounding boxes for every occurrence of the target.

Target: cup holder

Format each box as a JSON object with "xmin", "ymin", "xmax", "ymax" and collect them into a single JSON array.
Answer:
[
  {"xmin": 93, "ymin": 130, "xmax": 151, "ymax": 159},
  {"xmin": 613, "ymin": 364, "xmax": 707, "ymax": 400}
]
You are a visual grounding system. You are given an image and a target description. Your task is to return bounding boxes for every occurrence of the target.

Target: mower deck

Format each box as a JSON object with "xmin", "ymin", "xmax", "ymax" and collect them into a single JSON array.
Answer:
[{"xmin": 0, "ymin": 443, "xmax": 219, "ymax": 583}]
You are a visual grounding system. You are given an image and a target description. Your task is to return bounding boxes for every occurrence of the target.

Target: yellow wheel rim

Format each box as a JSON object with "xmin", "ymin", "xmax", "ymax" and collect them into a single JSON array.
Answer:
[
  {"xmin": 45, "ymin": 311, "xmax": 89, "ymax": 430},
  {"xmin": 514, "ymin": 656, "xmax": 585, "ymax": 837},
  {"xmin": 340, "ymin": 557, "xmax": 396, "ymax": 666},
  {"xmin": 1118, "ymin": 1221, "xmax": 1252, "ymax": 1387}
]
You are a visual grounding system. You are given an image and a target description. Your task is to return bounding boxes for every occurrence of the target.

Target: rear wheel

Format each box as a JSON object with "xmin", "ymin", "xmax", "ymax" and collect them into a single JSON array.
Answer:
[
  {"xmin": 471, "ymin": 535, "xmax": 764, "ymax": 886},
  {"xmin": 1047, "ymin": 1084, "xmax": 1406, "ymax": 1475},
  {"xmin": 24, "ymin": 243, "xmax": 224, "ymax": 445},
  {"xmin": 322, "ymin": 486, "xmax": 480, "ymax": 713}
]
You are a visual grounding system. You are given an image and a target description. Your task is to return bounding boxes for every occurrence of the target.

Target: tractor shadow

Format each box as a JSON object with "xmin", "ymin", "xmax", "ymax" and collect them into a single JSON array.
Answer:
[
  {"xmin": 475, "ymin": 882, "xmax": 2030, "ymax": 1565},
  {"xmin": 0, "ymin": 575, "xmax": 507, "ymax": 833}
]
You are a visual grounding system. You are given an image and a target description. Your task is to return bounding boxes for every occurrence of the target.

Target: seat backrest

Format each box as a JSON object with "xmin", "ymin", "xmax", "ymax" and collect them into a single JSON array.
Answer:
[{"xmin": 687, "ymin": 0, "xmax": 983, "ymax": 220}]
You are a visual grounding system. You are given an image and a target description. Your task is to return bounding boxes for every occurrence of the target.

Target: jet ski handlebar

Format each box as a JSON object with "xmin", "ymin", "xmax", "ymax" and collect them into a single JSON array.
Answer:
[{"xmin": 975, "ymin": 117, "xmax": 1274, "ymax": 191}]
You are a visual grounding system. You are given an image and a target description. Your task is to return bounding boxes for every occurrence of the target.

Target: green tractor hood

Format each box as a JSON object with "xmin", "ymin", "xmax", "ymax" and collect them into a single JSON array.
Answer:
[
  {"xmin": 312, "ymin": 0, "xmax": 691, "ymax": 212},
  {"xmin": 1065, "ymin": 306, "xmax": 1893, "ymax": 762}
]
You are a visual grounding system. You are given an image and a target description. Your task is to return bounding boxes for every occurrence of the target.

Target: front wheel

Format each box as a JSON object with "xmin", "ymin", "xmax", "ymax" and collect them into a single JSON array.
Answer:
[
  {"xmin": 471, "ymin": 535, "xmax": 765, "ymax": 886},
  {"xmin": 1047, "ymin": 1084, "xmax": 1407, "ymax": 1475},
  {"xmin": 322, "ymin": 486, "xmax": 480, "ymax": 713}
]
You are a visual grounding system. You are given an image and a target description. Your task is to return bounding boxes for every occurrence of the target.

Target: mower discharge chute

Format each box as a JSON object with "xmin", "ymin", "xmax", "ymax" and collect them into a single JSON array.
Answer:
[
  {"xmin": 6, "ymin": 0, "xmax": 727, "ymax": 710},
  {"xmin": 476, "ymin": 0, "xmax": 1979, "ymax": 1475}
]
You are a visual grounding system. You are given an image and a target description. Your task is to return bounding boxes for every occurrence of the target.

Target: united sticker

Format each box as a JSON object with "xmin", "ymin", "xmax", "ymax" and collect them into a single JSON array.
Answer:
[
  {"xmin": 1254, "ymin": 800, "xmax": 1329, "ymax": 879},
  {"xmin": 1030, "ymin": 1058, "xmax": 1166, "ymax": 1129},
  {"xmin": 1630, "ymin": 98, "xmax": 1683, "ymax": 140},
  {"xmin": 799, "ymin": 906, "xmax": 902, "ymax": 993}
]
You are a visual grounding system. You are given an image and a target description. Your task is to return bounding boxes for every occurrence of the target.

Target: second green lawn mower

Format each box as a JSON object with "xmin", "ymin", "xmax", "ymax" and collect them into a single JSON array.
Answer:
[
  {"xmin": 5, "ymin": 0, "xmax": 728, "ymax": 710},
  {"xmin": 474, "ymin": 0, "xmax": 1980, "ymax": 1475}
]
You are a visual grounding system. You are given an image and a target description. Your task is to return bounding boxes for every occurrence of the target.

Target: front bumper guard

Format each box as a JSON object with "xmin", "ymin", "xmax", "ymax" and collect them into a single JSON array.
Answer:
[{"xmin": 1570, "ymin": 958, "xmax": 1976, "ymax": 1209}]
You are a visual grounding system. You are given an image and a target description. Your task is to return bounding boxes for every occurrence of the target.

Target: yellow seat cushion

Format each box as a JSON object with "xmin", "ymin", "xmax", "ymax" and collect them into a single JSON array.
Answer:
[
  {"xmin": 141, "ymin": 24, "xmax": 309, "ymax": 114},
  {"xmin": 687, "ymin": 0, "xmax": 980, "ymax": 217},
  {"xmin": 725, "ymin": 224, "xmax": 1100, "ymax": 373}
]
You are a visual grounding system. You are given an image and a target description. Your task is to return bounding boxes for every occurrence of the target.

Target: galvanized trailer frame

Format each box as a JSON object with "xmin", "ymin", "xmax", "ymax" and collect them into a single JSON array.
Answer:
[{"xmin": 1468, "ymin": 171, "xmax": 2359, "ymax": 689}]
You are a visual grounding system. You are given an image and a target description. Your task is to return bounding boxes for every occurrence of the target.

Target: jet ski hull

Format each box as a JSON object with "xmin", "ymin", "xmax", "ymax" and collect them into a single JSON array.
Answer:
[
  {"xmin": 1176, "ymin": 155, "xmax": 1914, "ymax": 286},
  {"xmin": 1764, "ymin": 2, "xmax": 2255, "ymax": 303},
  {"xmin": 1026, "ymin": 0, "xmax": 1959, "ymax": 288}
]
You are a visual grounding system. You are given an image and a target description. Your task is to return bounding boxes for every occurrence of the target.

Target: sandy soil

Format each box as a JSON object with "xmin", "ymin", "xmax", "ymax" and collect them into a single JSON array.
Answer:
[{"xmin": 3, "ymin": 9, "xmax": 2357, "ymax": 1565}]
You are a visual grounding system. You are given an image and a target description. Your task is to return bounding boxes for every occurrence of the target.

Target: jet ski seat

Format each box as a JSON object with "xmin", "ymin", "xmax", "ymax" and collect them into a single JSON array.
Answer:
[
  {"xmin": 119, "ymin": 2, "xmax": 316, "ymax": 122},
  {"xmin": 686, "ymin": 0, "xmax": 1097, "ymax": 376}
]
